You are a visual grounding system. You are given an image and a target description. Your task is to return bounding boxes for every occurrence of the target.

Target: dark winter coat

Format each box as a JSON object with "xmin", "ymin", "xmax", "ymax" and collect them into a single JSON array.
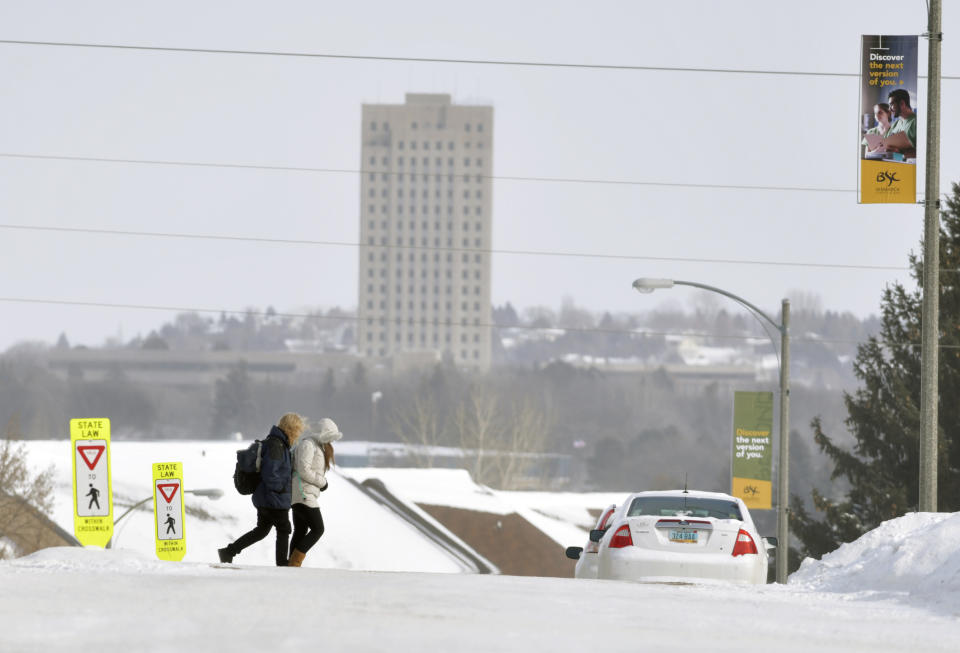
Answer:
[{"xmin": 252, "ymin": 426, "xmax": 293, "ymax": 510}]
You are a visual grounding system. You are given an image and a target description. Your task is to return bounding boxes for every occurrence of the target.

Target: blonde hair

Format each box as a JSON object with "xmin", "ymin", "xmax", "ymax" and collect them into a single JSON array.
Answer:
[{"xmin": 277, "ymin": 413, "xmax": 307, "ymax": 442}]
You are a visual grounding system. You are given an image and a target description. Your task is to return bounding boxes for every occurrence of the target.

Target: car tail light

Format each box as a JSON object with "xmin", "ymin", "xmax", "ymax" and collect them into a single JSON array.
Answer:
[
  {"xmin": 608, "ymin": 525, "xmax": 633, "ymax": 549},
  {"xmin": 731, "ymin": 529, "xmax": 758, "ymax": 556}
]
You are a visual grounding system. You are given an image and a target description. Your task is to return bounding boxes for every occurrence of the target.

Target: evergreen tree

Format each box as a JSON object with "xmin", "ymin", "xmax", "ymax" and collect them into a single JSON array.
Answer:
[{"xmin": 791, "ymin": 182, "xmax": 960, "ymax": 561}]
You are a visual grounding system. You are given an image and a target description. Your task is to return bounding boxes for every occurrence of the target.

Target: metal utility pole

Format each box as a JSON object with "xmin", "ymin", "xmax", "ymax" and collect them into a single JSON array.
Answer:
[
  {"xmin": 919, "ymin": 0, "xmax": 942, "ymax": 512},
  {"xmin": 776, "ymin": 298, "xmax": 790, "ymax": 584}
]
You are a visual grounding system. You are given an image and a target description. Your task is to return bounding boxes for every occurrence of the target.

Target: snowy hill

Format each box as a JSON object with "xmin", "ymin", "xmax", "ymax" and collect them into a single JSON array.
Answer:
[
  {"xmin": 23, "ymin": 440, "xmax": 627, "ymax": 573},
  {"xmin": 24, "ymin": 440, "xmax": 478, "ymax": 572}
]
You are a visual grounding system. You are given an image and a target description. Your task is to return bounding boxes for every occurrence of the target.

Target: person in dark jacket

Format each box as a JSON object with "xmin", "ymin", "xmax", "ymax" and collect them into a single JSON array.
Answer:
[{"xmin": 218, "ymin": 413, "xmax": 306, "ymax": 566}]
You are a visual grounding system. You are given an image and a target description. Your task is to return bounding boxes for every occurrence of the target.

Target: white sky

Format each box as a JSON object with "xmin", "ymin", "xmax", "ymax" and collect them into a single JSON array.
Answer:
[{"xmin": 1, "ymin": 1, "xmax": 958, "ymax": 350}]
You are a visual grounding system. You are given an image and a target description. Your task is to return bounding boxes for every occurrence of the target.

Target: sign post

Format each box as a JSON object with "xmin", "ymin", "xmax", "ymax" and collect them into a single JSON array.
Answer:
[
  {"xmin": 731, "ymin": 391, "xmax": 773, "ymax": 510},
  {"xmin": 152, "ymin": 462, "xmax": 186, "ymax": 561},
  {"xmin": 70, "ymin": 418, "xmax": 113, "ymax": 547}
]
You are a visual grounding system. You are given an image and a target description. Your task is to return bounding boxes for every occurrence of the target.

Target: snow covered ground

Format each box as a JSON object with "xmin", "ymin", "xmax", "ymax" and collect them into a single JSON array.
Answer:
[
  {"xmin": 2, "ymin": 535, "xmax": 959, "ymax": 653},
  {"xmin": 8, "ymin": 440, "xmax": 960, "ymax": 651}
]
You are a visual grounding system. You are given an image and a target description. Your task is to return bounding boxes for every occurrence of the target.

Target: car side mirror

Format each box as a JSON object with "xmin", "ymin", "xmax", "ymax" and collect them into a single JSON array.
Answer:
[
  {"xmin": 763, "ymin": 536, "xmax": 778, "ymax": 550},
  {"xmin": 565, "ymin": 546, "xmax": 583, "ymax": 560},
  {"xmin": 589, "ymin": 529, "xmax": 605, "ymax": 543}
]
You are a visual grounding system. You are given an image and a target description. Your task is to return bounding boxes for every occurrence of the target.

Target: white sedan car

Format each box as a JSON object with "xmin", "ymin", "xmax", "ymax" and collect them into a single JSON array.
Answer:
[{"xmin": 592, "ymin": 490, "xmax": 775, "ymax": 585}]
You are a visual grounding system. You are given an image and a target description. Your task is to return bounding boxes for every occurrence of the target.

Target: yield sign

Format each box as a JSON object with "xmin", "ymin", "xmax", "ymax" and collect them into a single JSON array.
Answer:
[
  {"xmin": 77, "ymin": 445, "xmax": 105, "ymax": 470},
  {"xmin": 157, "ymin": 483, "xmax": 180, "ymax": 503}
]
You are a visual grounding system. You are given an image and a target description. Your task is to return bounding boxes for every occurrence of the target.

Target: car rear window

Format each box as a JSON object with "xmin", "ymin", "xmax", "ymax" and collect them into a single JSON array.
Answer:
[{"xmin": 626, "ymin": 496, "xmax": 743, "ymax": 521}]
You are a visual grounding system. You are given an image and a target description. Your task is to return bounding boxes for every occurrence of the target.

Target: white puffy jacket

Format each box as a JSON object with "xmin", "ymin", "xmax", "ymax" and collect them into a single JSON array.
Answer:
[{"xmin": 292, "ymin": 418, "xmax": 342, "ymax": 508}]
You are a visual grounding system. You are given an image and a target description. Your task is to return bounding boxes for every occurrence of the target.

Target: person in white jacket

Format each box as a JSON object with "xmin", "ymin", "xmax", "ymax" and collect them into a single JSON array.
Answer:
[{"xmin": 287, "ymin": 417, "xmax": 343, "ymax": 567}]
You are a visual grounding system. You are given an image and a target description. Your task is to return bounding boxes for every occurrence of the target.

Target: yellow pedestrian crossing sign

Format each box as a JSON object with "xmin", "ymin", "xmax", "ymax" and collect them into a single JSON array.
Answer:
[
  {"xmin": 70, "ymin": 418, "xmax": 113, "ymax": 547},
  {"xmin": 153, "ymin": 462, "xmax": 186, "ymax": 561}
]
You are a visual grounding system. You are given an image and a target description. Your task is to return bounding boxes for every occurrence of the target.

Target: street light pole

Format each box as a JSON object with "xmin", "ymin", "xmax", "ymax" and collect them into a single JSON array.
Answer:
[{"xmin": 633, "ymin": 278, "xmax": 791, "ymax": 583}]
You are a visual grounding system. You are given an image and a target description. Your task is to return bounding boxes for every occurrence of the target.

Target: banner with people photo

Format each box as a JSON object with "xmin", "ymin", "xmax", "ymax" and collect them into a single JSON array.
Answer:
[{"xmin": 859, "ymin": 35, "xmax": 918, "ymax": 203}]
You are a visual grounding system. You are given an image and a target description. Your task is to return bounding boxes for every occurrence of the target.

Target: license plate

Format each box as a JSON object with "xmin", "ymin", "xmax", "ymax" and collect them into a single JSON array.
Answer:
[{"xmin": 669, "ymin": 530, "xmax": 698, "ymax": 543}]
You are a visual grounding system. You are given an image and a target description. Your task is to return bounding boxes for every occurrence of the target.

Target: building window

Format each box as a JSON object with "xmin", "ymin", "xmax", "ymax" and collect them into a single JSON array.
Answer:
[
  {"xmin": 399, "ymin": 141, "xmax": 405, "ymax": 150},
  {"xmin": 465, "ymin": 124, "xmax": 471, "ymax": 132},
  {"xmin": 478, "ymin": 124, "xmax": 484, "ymax": 132},
  {"xmin": 370, "ymin": 122, "xmax": 377, "ymax": 131},
  {"xmin": 412, "ymin": 122, "xmax": 418, "ymax": 129}
]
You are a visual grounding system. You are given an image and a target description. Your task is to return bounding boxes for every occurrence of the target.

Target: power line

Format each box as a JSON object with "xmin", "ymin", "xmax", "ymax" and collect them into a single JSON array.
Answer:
[
  {"xmin": 3, "ymin": 37, "xmax": 957, "ymax": 80},
  {"xmin": 0, "ymin": 151, "xmax": 859, "ymax": 195},
  {"xmin": 0, "ymin": 295, "xmax": 920, "ymax": 348},
  {"xmin": 0, "ymin": 223, "xmax": 914, "ymax": 272},
  {"xmin": 0, "ymin": 38, "xmax": 891, "ymax": 78}
]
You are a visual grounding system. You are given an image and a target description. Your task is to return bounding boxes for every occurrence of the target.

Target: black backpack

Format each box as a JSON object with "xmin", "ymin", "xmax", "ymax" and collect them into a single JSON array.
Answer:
[{"xmin": 233, "ymin": 440, "xmax": 264, "ymax": 495}]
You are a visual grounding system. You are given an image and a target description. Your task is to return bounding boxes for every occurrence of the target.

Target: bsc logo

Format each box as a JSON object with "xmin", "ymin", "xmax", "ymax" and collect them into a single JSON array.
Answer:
[{"xmin": 876, "ymin": 171, "xmax": 900, "ymax": 187}]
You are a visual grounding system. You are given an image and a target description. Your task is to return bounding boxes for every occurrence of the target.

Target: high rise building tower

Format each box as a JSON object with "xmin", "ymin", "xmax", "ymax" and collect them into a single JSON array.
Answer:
[{"xmin": 358, "ymin": 94, "xmax": 493, "ymax": 370}]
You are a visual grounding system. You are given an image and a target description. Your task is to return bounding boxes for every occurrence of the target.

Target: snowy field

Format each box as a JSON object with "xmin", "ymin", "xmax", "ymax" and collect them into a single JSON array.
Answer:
[{"xmin": 6, "ymin": 440, "xmax": 960, "ymax": 651}]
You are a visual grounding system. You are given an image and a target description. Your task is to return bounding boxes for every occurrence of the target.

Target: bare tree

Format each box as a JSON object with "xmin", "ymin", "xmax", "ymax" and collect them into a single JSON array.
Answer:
[
  {"xmin": 0, "ymin": 414, "xmax": 55, "ymax": 559},
  {"xmin": 491, "ymin": 395, "xmax": 551, "ymax": 490},
  {"xmin": 389, "ymin": 389, "xmax": 446, "ymax": 467},
  {"xmin": 452, "ymin": 383, "xmax": 501, "ymax": 485}
]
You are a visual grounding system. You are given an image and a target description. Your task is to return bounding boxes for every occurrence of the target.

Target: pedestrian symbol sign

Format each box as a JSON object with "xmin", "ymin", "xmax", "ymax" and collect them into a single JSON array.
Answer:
[
  {"xmin": 153, "ymin": 462, "xmax": 186, "ymax": 561},
  {"xmin": 70, "ymin": 418, "xmax": 113, "ymax": 547}
]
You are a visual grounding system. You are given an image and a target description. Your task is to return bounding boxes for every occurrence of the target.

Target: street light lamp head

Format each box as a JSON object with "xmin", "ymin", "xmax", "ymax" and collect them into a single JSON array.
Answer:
[
  {"xmin": 632, "ymin": 278, "xmax": 675, "ymax": 293},
  {"xmin": 186, "ymin": 488, "xmax": 224, "ymax": 500}
]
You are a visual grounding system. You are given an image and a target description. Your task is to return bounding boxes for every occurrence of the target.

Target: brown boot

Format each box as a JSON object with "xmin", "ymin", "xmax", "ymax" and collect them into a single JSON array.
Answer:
[{"xmin": 287, "ymin": 549, "xmax": 306, "ymax": 567}]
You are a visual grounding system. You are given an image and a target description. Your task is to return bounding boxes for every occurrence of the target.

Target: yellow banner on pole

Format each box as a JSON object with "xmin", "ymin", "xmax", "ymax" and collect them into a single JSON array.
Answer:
[
  {"xmin": 70, "ymin": 418, "xmax": 113, "ymax": 547},
  {"xmin": 152, "ymin": 462, "xmax": 186, "ymax": 561},
  {"xmin": 731, "ymin": 392, "xmax": 773, "ymax": 510}
]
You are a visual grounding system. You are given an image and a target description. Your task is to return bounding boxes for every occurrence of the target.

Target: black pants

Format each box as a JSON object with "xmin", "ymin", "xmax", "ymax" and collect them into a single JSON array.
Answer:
[
  {"xmin": 227, "ymin": 507, "xmax": 291, "ymax": 566},
  {"xmin": 289, "ymin": 503, "xmax": 325, "ymax": 555}
]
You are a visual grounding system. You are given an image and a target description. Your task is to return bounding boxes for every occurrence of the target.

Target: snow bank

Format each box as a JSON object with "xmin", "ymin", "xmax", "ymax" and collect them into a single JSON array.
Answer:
[{"xmin": 790, "ymin": 511, "xmax": 960, "ymax": 611}]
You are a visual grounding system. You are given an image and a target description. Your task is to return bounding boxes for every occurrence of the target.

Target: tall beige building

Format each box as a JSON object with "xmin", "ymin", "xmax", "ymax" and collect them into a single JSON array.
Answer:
[{"xmin": 358, "ymin": 94, "xmax": 493, "ymax": 370}]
